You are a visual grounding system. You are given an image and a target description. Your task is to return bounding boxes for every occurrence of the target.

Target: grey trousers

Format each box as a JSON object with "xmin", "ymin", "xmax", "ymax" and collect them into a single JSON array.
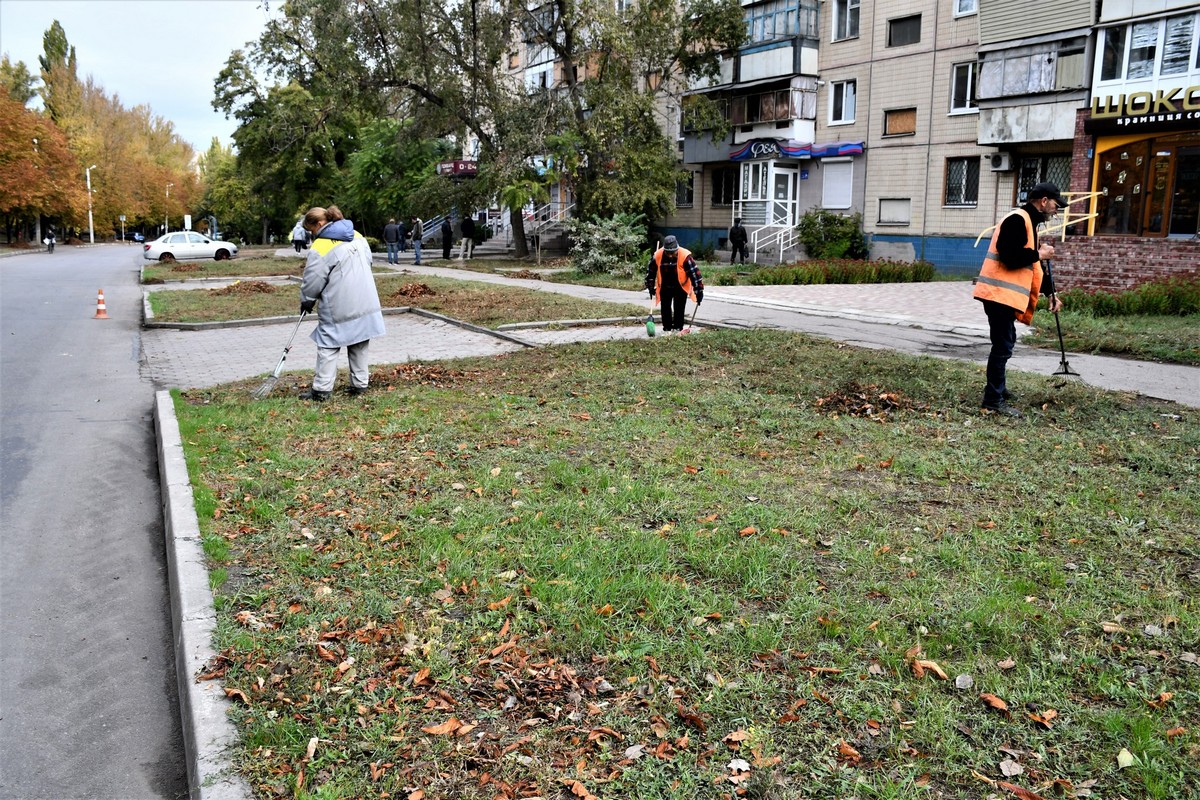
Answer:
[{"xmin": 313, "ymin": 340, "xmax": 370, "ymax": 392}]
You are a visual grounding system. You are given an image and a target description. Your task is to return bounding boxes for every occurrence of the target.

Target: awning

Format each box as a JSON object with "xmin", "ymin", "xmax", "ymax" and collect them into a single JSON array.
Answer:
[{"xmin": 729, "ymin": 139, "xmax": 864, "ymax": 161}]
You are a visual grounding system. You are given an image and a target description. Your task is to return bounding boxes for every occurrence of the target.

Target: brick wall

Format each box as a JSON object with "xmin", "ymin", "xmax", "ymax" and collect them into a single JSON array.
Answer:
[{"xmin": 1053, "ymin": 235, "xmax": 1200, "ymax": 293}]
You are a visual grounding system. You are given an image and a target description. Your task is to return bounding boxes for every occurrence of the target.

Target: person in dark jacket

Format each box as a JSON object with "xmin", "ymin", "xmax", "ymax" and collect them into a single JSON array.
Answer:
[
  {"xmin": 973, "ymin": 182, "xmax": 1066, "ymax": 418},
  {"xmin": 398, "ymin": 218, "xmax": 409, "ymax": 252},
  {"xmin": 645, "ymin": 235, "xmax": 704, "ymax": 333},
  {"xmin": 458, "ymin": 215, "xmax": 476, "ymax": 261},
  {"xmin": 382, "ymin": 218, "xmax": 402, "ymax": 264},
  {"xmin": 728, "ymin": 218, "xmax": 748, "ymax": 264},
  {"xmin": 440, "ymin": 217, "xmax": 453, "ymax": 259}
]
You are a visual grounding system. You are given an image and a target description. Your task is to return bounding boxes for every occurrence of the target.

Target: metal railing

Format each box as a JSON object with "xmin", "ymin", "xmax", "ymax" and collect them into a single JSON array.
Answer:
[{"xmin": 749, "ymin": 225, "xmax": 800, "ymax": 264}]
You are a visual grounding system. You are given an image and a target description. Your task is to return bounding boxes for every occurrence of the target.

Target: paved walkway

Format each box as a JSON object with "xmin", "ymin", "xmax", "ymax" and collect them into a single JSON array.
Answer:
[{"xmin": 140, "ymin": 258, "xmax": 1199, "ymax": 407}]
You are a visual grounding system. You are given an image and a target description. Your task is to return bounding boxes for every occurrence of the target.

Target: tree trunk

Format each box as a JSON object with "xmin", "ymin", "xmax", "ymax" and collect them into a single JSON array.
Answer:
[{"xmin": 509, "ymin": 207, "xmax": 528, "ymax": 259}]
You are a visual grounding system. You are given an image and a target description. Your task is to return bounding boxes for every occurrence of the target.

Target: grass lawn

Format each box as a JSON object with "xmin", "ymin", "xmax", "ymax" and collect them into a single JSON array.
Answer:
[
  {"xmin": 146, "ymin": 274, "xmax": 645, "ymax": 327},
  {"xmin": 142, "ymin": 256, "xmax": 304, "ymax": 284},
  {"xmin": 1024, "ymin": 309, "xmax": 1200, "ymax": 367},
  {"xmin": 175, "ymin": 331, "xmax": 1198, "ymax": 800}
]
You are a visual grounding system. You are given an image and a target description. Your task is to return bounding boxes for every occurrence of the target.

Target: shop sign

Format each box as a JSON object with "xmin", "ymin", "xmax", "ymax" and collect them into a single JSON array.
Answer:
[
  {"xmin": 1085, "ymin": 84, "xmax": 1200, "ymax": 134},
  {"xmin": 436, "ymin": 160, "xmax": 479, "ymax": 177}
]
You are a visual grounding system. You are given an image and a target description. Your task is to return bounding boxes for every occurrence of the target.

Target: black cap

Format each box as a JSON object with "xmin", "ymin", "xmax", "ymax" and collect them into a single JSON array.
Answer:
[
  {"xmin": 662, "ymin": 235, "xmax": 678, "ymax": 252},
  {"xmin": 1028, "ymin": 182, "xmax": 1068, "ymax": 206}
]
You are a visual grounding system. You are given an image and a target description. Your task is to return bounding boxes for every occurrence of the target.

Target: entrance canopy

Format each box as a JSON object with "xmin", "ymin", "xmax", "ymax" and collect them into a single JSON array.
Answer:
[{"xmin": 729, "ymin": 139, "xmax": 864, "ymax": 161}]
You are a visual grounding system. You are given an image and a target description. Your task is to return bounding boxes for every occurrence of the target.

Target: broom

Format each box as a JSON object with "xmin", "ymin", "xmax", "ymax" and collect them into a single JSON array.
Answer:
[{"xmin": 252, "ymin": 311, "xmax": 308, "ymax": 399}]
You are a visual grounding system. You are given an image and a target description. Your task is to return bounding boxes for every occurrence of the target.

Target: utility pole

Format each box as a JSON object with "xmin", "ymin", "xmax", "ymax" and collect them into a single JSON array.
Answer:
[{"xmin": 86, "ymin": 164, "xmax": 98, "ymax": 244}]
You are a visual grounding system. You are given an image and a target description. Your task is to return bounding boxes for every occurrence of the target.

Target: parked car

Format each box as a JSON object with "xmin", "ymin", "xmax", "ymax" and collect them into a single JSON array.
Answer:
[
  {"xmin": 119, "ymin": 231, "xmax": 144, "ymax": 242},
  {"xmin": 142, "ymin": 231, "xmax": 238, "ymax": 262}
]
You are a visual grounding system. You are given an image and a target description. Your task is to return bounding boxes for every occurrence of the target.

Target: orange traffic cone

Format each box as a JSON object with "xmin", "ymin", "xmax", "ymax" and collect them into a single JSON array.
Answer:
[{"xmin": 93, "ymin": 289, "xmax": 108, "ymax": 319}]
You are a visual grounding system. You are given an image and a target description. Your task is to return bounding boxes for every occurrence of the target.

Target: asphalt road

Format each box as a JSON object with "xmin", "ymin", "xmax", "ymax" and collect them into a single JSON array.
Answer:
[{"xmin": 0, "ymin": 245, "xmax": 187, "ymax": 799}]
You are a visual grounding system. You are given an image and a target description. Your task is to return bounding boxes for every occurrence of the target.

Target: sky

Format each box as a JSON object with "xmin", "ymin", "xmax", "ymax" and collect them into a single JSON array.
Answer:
[{"xmin": 0, "ymin": 0, "xmax": 275, "ymax": 153}]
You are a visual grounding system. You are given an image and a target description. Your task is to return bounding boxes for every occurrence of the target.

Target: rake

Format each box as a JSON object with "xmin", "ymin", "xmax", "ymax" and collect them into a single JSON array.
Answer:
[
  {"xmin": 1041, "ymin": 258, "xmax": 1080, "ymax": 377},
  {"xmin": 251, "ymin": 312, "xmax": 308, "ymax": 399}
]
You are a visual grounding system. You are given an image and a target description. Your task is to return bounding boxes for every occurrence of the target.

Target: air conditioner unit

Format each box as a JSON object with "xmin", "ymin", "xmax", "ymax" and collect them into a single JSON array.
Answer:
[{"xmin": 989, "ymin": 152, "xmax": 1013, "ymax": 172}]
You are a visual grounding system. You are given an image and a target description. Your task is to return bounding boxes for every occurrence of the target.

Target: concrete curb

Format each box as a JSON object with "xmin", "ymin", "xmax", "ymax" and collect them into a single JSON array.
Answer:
[{"xmin": 154, "ymin": 391, "xmax": 253, "ymax": 800}]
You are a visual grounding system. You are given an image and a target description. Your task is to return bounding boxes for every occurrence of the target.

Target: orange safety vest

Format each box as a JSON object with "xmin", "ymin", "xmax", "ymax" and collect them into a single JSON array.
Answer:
[
  {"xmin": 651, "ymin": 246, "xmax": 697, "ymax": 303},
  {"xmin": 973, "ymin": 208, "xmax": 1044, "ymax": 325}
]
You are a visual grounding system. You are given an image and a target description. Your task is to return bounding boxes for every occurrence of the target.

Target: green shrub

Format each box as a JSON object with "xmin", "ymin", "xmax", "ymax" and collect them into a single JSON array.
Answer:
[
  {"xmin": 1060, "ymin": 274, "xmax": 1200, "ymax": 317},
  {"xmin": 364, "ymin": 236, "xmax": 382, "ymax": 252},
  {"xmin": 747, "ymin": 258, "xmax": 935, "ymax": 285},
  {"xmin": 687, "ymin": 240, "xmax": 717, "ymax": 263},
  {"xmin": 796, "ymin": 209, "xmax": 868, "ymax": 260},
  {"xmin": 567, "ymin": 212, "xmax": 649, "ymax": 275}
]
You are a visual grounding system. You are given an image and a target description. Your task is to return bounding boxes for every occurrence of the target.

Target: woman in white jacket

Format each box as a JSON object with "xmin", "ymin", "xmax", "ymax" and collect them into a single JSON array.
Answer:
[{"xmin": 298, "ymin": 206, "xmax": 386, "ymax": 401}]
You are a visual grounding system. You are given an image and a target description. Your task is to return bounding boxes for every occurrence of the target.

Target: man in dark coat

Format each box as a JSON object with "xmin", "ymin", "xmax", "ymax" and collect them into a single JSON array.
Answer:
[
  {"xmin": 728, "ymin": 218, "xmax": 748, "ymax": 264},
  {"xmin": 441, "ymin": 217, "xmax": 453, "ymax": 259},
  {"xmin": 459, "ymin": 215, "xmax": 476, "ymax": 261}
]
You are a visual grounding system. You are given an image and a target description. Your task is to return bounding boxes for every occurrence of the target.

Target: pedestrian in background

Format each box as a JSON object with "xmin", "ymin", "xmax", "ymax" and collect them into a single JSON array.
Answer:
[
  {"xmin": 298, "ymin": 205, "xmax": 386, "ymax": 402},
  {"xmin": 728, "ymin": 217, "xmax": 748, "ymax": 264},
  {"xmin": 440, "ymin": 216, "xmax": 453, "ymax": 259},
  {"xmin": 973, "ymin": 182, "xmax": 1066, "ymax": 418},
  {"xmin": 398, "ymin": 218, "xmax": 409, "ymax": 252},
  {"xmin": 458, "ymin": 214, "xmax": 476, "ymax": 261},
  {"xmin": 382, "ymin": 218, "xmax": 402, "ymax": 264},
  {"xmin": 645, "ymin": 235, "xmax": 704, "ymax": 334},
  {"xmin": 410, "ymin": 216, "xmax": 424, "ymax": 265}
]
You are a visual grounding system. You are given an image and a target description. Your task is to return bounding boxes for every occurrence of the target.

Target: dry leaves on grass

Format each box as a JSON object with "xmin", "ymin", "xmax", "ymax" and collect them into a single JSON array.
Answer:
[
  {"xmin": 389, "ymin": 282, "xmax": 437, "ymax": 300},
  {"xmin": 505, "ymin": 269, "xmax": 544, "ymax": 280},
  {"xmin": 814, "ymin": 381, "xmax": 929, "ymax": 420},
  {"xmin": 170, "ymin": 262, "xmax": 202, "ymax": 272},
  {"xmin": 211, "ymin": 280, "xmax": 277, "ymax": 296}
]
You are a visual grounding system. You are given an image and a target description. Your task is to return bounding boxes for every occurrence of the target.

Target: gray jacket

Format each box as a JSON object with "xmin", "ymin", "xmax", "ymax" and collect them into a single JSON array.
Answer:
[{"xmin": 300, "ymin": 219, "xmax": 386, "ymax": 347}]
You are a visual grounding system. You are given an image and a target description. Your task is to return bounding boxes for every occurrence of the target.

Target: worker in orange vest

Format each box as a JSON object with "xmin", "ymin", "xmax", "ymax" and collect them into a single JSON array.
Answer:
[
  {"xmin": 973, "ymin": 182, "xmax": 1066, "ymax": 418},
  {"xmin": 645, "ymin": 235, "xmax": 705, "ymax": 334}
]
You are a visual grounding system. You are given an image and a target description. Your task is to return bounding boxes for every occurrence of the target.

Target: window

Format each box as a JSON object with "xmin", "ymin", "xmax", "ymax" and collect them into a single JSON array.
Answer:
[
  {"xmin": 830, "ymin": 79, "xmax": 856, "ymax": 124},
  {"xmin": 1128, "ymin": 21, "xmax": 1158, "ymax": 79},
  {"xmin": 883, "ymin": 108, "xmax": 917, "ymax": 136},
  {"xmin": 879, "ymin": 198, "xmax": 911, "ymax": 225},
  {"xmin": 822, "ymin": 160, "xmax": 853, "ymax": 209},
  {"xmin": 747, "ymin": 0, "xmax": 808, "ymax": 44},
  {"xmin": 676, "ymin": 173, "xmax": 695, "ymax": 208},
  {"xmin": 711, "ymin": 167, "xmax": 737, "ymax": 207},
  {"xmin": 731, "ymin": 89, "xmax": 795, "ymax": 125},
  {"xmin": 1162, "ymin": 15, "xmax": 1195, "ymax": 75},
  {"xmin": 944, "ymin": 157, "xmax": 980, "ymax": 206},
  {"xmin": 833, "ymin": 0, "xmax": 859, "ymax": 41},
  {"xmin": 615, "ymin": 0, "xmax": 631, "ymax": 12},
  {"xmin": 741, "ymin": 162, "xmax": 769, "ymax": 200},
  {"xmin": 888, "ymin": 15, "xmax": 921, "ymax": 47},
  {"xmin": 1100, "ymin": 14, "xmax": 1200, "ymax": 81},
  {"xmin": 954, "ymin": 0, "xmax": 977, "ymax": 17},
  {"xmin": 950, "ymin": 62, "xmax": 977, "ymax": 113}
]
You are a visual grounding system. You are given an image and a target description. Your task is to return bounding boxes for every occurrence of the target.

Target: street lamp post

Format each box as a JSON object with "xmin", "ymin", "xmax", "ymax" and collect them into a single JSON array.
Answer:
[
  {"xmin": 165, "ymin": 183, "xmax": 174, "ymax": 234},
  {"xmin": 86, "ymin": 164, "xmax": 98, "ymax": 244}
]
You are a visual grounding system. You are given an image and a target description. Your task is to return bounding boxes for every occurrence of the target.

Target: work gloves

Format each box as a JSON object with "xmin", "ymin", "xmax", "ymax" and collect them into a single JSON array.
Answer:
[
  {"xmin": 300, "ymin": 299, "xmax": 316, "ymax": 314},
  {"xmin": 696, "ymin": 290, "xmax": 703, "ymax": 304}
]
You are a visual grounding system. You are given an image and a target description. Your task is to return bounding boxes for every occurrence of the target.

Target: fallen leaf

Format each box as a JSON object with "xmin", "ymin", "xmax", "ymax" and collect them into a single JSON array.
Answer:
[
  {"xmin": 624, "ymin": 744, "xmax": 646, "ymax": 760},
  {"xmin": 305, "ymin": 736, "xmax": 318, "ymax": 761},
  {"xmin": 421, "ymin": 717, "xmax": 463, "ymax": 736},
  {"xmin": 997, "ymin": 657, "xmax": 1017, "ymax": 670},
  {"xmin": 980, "ymin": 693, "xmax": 1011, "ymax": 716},
  {"xmin": 1146, "ymin": 691, "xmax": 1173, "ymax": 709},
  {"xmin": 723, "ymin": 729, "xmax": 750, "ymax": 748},
  {"xmin": 1166, "ymin": 726, "xmax": 1186, "ymax": 740},
  {"xmin": 738, "ymin": 526, "xmax": 758, "ymax": 537},
  {"xmin": 1026, "ymin": 709, "xmax": 1057, "ymax": 729},
  {"xmin": 223, "ymin": 687, "xmax": 250, "ymax": 704},
  {"xmin": 955, "ymin": 674, "xmax": 975, "ymax": 689},
  {"xmin": 837, "ymin": 741, "xmax": 862, "ymax": 763},
  {"xmin": 684, "ymin": 465, "xmax": 699, "ymax": 474},
  {"xmin": 1101, "ymin": 621, "xmax": 1127, "ymax": 634},
  {"xmin": 564, "ymin": 779, "xmax": 597, "ymax": 800},
  {"xmin": 487, "ymin": 595, "xmax": 512, "ymax": 611},
  {"xmin": 407, "ymin": 790, "xmax": 425, "ymax": 800},
  {"xmin": 727, "ymin": 757, "xmax": 751, "ymax": 772},
  {"xmin": 1117, "ymin": 748, "xmax": 1135, "ymax": 768},
  {"xmin": 914, "ymin": 659, "xmax": 948, "ymax": 679},
  {"xmin": 999, "ymin": 758, "xmax": 1023, "ymax": 777},
  {"xmin": 998, "ymin": 781, "xmax": 1048, "ymax": 800}
]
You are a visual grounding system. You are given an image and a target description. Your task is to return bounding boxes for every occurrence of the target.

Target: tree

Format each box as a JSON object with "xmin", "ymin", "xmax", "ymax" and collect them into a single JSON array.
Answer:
[
  {"xmin": 0, "ymin": 55, "xmax": 38, "ymax": 105},
  {"xmin": 0, "ymin": 95, "xmax": 87, "ymax": 239}
]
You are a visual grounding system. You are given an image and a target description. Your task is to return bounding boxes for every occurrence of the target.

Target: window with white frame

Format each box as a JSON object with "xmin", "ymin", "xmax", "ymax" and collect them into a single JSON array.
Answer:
[
  {"xmin": 833, "ymin": 0, "xmax": 859, "ymax": 41},
  {"xmin": 950, "ymin": 62, "xmax": 977, "ymax": 113},
  {"xmin": 615, "ymin": 0, "xmax": 631, "ymax": 12},
  {"xmin": 954, "ymin": 0, "xmax": 977, "ymax": 17},
  {"xmin": 944, "ymin": 157, "xmax": 980, "ymax": 206},
  {"xmin": 1099, "ymin": 12, "xmax": 1200, "ymax": 81},
  {"xmin": 747, "ymin": 0, "xmax": 803, "ymax": 44},
  {"xmin": 830, "ymin": 79, "xmax": 856, "ymax": 124},
  {"xmin": 879, "ymin": 198, "xmax": 911, "ymax": 225},
  {"xmin": 822, "ymin": 159, "xmax": 853, "ymax": 209}
]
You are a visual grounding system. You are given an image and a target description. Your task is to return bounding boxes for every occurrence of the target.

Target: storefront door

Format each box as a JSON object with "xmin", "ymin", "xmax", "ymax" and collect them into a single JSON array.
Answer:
[
  {"xmin": 1168, "ymin": 149, "xmax": 1199, "ymax": 238},
  {"xmin": 772, "ymin": 169, "xmax": 795, "ymax": 225}
]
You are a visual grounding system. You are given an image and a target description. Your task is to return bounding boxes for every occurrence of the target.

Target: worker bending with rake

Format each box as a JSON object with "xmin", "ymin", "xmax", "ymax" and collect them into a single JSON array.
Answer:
[
  {"xmin": 646, "ymin": 235, "xmax": 704, "ymax": 334},
  {"xmin": 298, "ymin": 205, "xmax": 386, "ymax": 402},
  {"xmin": 973, "ymin": 183, "xmax": 1066, "ymax": 418}
]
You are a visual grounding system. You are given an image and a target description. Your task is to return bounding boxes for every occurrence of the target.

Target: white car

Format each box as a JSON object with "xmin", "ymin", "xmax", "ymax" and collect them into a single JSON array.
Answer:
[{"xmin": 143, "ymin": 231, "xmax": 238, "ymax": 262}]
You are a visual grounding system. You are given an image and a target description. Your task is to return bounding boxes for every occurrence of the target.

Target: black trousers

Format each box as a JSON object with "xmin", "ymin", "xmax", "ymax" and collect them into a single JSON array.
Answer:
[
  {"xmin": 730, "ymin": 243, "xmax": 748, "ymax": 263},
  {"xmin": 982, "ymin": 299, "xmax": 1017, "ymax": 407},
  {"xmin": 660, "ymin": 288, "xmax": 688, "ymax": 331}
]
